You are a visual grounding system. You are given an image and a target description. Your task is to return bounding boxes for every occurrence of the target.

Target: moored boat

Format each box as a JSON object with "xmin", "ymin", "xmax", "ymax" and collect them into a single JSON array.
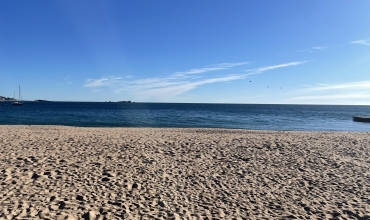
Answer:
[
  {"xmin": 12, "ymin": 86, "xmax": 23, "ymax": 106},
  {"xmin": 353, "ymin": 116, "xmax": 370, "ymax": 123}
]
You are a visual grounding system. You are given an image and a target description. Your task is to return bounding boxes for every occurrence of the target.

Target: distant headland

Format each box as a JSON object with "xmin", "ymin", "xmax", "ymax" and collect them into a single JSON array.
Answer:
[
  {"xmin": 34, "ymin": 99, "xmax": 52, "ymax": 102},
  {"xmin": 1, "ymin": 96, "xmax": 134, "ymax": 103},
  {"xmin": 0, "ymin": 96, "xmax": 16, "ymax": 101},
  {"xmin": 1, "ymin": 96, "xmax": 53, "ymax": 102}
]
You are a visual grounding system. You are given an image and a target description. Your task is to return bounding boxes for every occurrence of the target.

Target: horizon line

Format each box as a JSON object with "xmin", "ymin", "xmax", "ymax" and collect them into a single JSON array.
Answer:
[{"xmin": 1, "ymin": 100, "xmax": 369, "ymax": 106}]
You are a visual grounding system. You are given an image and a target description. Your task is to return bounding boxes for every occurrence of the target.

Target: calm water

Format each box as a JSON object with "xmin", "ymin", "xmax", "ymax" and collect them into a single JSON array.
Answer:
[{"xmin": 0, "ymin": 102, "xmax": 369, "ymax": 131}]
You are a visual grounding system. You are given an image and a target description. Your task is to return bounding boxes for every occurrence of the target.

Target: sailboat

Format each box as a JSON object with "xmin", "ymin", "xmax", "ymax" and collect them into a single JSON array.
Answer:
[{"xmin": 12, "ymin": 86, "xmax": 23, "ymax": 106}]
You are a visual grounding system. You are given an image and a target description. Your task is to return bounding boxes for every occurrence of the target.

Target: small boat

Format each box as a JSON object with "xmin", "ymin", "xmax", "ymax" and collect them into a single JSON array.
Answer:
[
  {"xmin": 12, "ymin": 86, "xmax": 23, "ymax": 106},
  {"xmin": 353, "ymin": 116, "xmax": 370, "ymax": 123},
  {"xmin": 34, "ymin": 99, "xmax": 50, "ymax": 102}
]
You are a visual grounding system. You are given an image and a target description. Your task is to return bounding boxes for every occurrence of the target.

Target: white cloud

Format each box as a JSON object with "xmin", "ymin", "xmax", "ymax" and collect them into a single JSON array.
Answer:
[
  {"xmin": 83, "ymin": 76, "xmax": 123, "ymax": 88},
  {"xmin": 85, "ymin": 61, "xmax": 305, "ymax": 100},
  {"xmin": 292, "ymin": 93, "xmax": 370, "ymax": 100},
  {"xmin": 128, "ymin": 74, "xmax": 248, "ymax": 100},
  {"xmin": 306, "ymin": 81, "xmax": 370, "ymax": 91},
  {"xmin": 209, "ymin": 62, "xmax": 250, "ymax": 68},
  {"xmin": 173, "ymin": 61, "xmax": 249, "ymax": 77},
  {"xmin": 312, "ymin": 46, "xmax": 326, "ymax": 50},
  {"xmin": 246, "ymin": 61, "xmax": 307, "ymax": 74},
  {"xmin": 63, "ymin": 75, "xmax": 72, "ymax": 84},
  {"xmin": 297, "ymin": 47, "xmax": 327, "ymax": 52},
  {"xmin": 291, "ymin": 80, "xmax": 370, "ymax": 104},
  {"xmin": 174, "ymin": 67, "xmax": 227, "ymax": 76},
  {"xmin": 351, "ymin": 38, "xmax": 370, "ymax": 46}
]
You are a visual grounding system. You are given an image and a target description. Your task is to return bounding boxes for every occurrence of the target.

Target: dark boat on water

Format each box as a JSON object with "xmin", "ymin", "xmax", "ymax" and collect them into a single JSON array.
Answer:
[
  {"xmin": 35, "ymin": 99, "xmax": 51, "ymax": 102},
  {"xmin": 353, "ymin": 116, "xmax": 370, "ymax": 123}
]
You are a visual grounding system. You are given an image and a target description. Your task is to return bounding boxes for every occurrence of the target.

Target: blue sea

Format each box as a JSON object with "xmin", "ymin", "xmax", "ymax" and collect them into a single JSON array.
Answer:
[{"xmin": 0, "ymin": 102, "xmax": 369, "ymax": 131}]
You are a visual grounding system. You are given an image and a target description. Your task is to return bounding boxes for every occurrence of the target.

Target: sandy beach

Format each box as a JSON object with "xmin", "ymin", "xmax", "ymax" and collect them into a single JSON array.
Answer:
[{"xmin": 0, "ymin": 126, "xmax": 369, "ymax": 219}]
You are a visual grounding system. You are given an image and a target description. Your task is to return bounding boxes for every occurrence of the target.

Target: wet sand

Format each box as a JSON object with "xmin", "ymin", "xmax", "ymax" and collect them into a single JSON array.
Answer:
[{"xmin": 0, "ymin": 126, "xmax": 369, "ymax": 219}]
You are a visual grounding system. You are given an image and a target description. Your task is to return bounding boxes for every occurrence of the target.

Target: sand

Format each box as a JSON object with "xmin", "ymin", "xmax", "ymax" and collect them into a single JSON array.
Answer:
[{"xmin": 0, "ymin": 126, "xmax": 369, "ymax": 220}]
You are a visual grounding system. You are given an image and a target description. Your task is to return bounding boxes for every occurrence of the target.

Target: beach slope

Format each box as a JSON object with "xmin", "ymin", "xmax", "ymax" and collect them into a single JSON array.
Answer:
[{"xmin": 0, "ymin": 126, "xmax": 369, "ymax": 219}]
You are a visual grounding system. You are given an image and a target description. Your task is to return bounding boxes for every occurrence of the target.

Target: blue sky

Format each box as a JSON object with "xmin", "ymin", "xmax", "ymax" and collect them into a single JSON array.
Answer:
[{"xmin": 1, "ymin": 1, "xmax": 370, "ymax": 104}]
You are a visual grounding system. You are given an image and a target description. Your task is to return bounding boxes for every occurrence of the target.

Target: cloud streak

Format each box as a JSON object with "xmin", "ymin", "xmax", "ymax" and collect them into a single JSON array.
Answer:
[
  {"xmin": 292, "ymin": 93, "xmax": 370, "ymax": 100},
  {"xmin": 246, "ymin": 61, "xmax": 307, "ymax": 75},
  {"xmin": 306, "ymin": 81, "xmax": 370, "ymax": 91},
  {"xmin": 297, "ymin": 47, "xmax": 327, "ymax": 52},
  {"xmin": 84, "ymin": 61, "xmax": 306, "ymax": 100},
  {"xmin": 62, "ymin": 75, "xmax": 72, "ymax": 85},
  {"xmin": 84, "ymin": 76, "xmax": 123, "ymax": 88},
  {"xmin": 351, "ymin": 38, "xmax": 370, "ymax": 46},
  {"xmin": 173, "ymin": 62, "xmax": 249, "ymax": 77},
  {"xmin": 291, "ymin": 80, "xmax": 370, "ymax": 104},
  {"xmin": 128, "ymin": 74, "xmax": 248, "ymax": 100}
]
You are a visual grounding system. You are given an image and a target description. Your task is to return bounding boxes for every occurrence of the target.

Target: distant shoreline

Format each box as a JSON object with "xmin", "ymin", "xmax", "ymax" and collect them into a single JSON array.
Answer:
[{"xmin": 1, "ymin": 100, "xmax": 370, "ymax": 106}]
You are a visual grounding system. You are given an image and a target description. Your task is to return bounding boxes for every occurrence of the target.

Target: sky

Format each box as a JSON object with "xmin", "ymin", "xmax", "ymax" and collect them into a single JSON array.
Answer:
[{"xmin": 1, "ymin": 1, "xmax": 370, "ymax": 104}]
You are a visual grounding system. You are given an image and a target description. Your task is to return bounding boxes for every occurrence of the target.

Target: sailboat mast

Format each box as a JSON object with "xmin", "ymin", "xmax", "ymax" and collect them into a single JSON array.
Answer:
[{"xmin": 19, "ymin": 86, "xmax": 21, "ymax": 101}]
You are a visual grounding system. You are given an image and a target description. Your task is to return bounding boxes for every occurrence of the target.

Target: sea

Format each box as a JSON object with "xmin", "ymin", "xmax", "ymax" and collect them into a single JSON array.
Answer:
[{"xmin": 0, "ymin": 102, "xmax": 369, "ymax": 132}]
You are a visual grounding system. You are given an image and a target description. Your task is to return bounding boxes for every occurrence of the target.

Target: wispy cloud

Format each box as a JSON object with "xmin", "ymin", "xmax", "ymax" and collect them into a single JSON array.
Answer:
[
  {"xmin": 127, "ymin": 74, "xmax": 248, "ymax": 100},
  {"xmin": 312, "ymin": 46, "xmax": 326, "ymax": 50},
  {"xmin": 291, "ymin": 80, "xmax": 370, "ymax": 104},
  {"xmin": 351, "ymin": 38, "xmax": 370, "ymax": 46},
  {"xmin": 306, "ymin": 81, "xmax": 370, "ymax": 91},
  {"xmin": 173, "ymin": 62, "xmax": 249, "ymax": 77},
  {"xmin": 291, "ymin": 93, "xmax": 370, "ymax": 100},
  {"xmin": 246, "ymin": 61, "xmax": 307, "ymax": 74},
  {"xmin": 297, "ymin": 46, "xmax": 327, "ymax": 53},
  {"xmin": 84, "ymin": 61, "xmax": 306, "ymax": 100},
  {"xmin": 63, "ymin": 75, "xmax": 72, "ymax": 85},
  {"xmin": 84, "ymin": 76, "xmax": 123, "ymax": 88}
]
